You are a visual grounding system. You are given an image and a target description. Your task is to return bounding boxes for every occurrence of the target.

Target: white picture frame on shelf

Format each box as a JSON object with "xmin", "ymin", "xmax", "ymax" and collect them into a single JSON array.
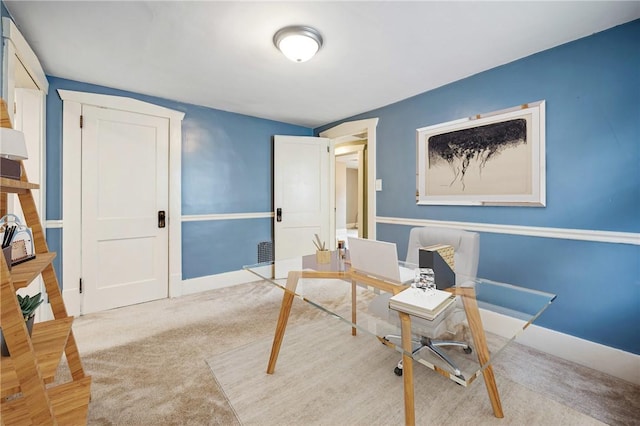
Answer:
[{"xmin": 416, "ymin": 101, "xmax": 546, "ymax": 206}]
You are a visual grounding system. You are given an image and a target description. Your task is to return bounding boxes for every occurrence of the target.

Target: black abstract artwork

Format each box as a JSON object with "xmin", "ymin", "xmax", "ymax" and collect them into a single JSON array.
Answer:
[{"xmin": 428, "ymin": 119, "xmax": 527, "ymax": 190}]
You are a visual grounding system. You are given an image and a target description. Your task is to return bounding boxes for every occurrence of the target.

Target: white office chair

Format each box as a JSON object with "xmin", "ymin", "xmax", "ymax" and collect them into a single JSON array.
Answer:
[{"xmin": 369, "ymin": 227, "xmax": 480, "ymax": 379}]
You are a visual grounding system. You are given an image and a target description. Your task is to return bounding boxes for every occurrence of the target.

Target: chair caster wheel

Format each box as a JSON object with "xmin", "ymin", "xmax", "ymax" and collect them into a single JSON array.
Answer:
[
  {"xmin": 463, "ymin": 346, "xmax": 472, "ymax": 354},
  {"xmin": 394, "ymin": 366, "xmax": 403, "ymax": 376}
]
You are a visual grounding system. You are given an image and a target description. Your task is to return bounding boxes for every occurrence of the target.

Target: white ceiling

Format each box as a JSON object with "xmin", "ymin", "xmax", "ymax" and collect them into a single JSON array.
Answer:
[{"xmin": 5, "ymin": 1, "xmax": 640, "ymax": 128}]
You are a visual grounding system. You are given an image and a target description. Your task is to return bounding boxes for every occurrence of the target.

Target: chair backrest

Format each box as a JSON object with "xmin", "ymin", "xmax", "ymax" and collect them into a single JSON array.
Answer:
[{"xmin": 405, "ymin": 227, "xmax": 480, "ymax": 283}]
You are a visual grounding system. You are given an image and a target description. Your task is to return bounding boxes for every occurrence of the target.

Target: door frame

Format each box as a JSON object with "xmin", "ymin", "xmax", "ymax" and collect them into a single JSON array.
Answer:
[
  {"xmin": 58, "ymin": 89, "xmax": 184, "ymax": 315},
  {"xmin": 320, "ymin": 118, "xmax": 378, "ymax": 240}
]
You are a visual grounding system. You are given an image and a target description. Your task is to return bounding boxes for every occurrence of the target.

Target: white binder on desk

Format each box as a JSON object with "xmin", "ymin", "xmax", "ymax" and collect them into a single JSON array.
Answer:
[{"xmin": 389, "ymin": 287, "xmax": 456, "ymax": 321}]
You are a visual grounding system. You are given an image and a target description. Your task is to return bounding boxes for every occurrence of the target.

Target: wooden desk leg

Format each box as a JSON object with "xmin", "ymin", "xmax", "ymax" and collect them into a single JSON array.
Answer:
[
  {"xmin": 351, "ymin": 280, "xmax": 357, "ymax": 336},
  {"xmin": 398, "ymin": 312, "xmax": 416, "ymax": 426},
  {"xmin": 459, "ymin": 288, "xmax": 504, "ymax": 418},
  {"xmin": 267, "ymin": 271, "xmax": 300, "ymax": 374}
]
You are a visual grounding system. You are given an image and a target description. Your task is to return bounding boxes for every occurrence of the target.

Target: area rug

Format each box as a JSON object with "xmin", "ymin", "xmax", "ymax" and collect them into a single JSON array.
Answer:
[{"xmin": 207, "ymin": 315, "xmax": 604, "ymax": 426}]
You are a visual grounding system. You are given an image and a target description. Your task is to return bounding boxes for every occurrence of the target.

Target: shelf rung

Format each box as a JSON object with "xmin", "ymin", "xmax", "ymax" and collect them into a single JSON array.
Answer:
[
  {"xmin": 0, "ymin": 177, "xmax": 39, "ymax": 194},
  {"xmin": 0, "ymin": 376, "xmax": 91, "ymax": 425},
  {"xmin": 1, "ymin": 317, "xmax": 74, "ymax": 398},
  {"xmin": 50, "ymin": 376, "xmax": 92, "ymax": 424},
  {"xmin": 8, "ymin": 252, "xmax": 56, "ymax": 290}
]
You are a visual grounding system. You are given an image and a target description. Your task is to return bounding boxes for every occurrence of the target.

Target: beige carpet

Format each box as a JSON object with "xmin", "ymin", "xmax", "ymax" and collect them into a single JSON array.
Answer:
[
  {"xmin": 56, "ymin": 281, "xmax": 639, "ymax": 425},
  {"xmin": 207, "ymin": 315, "xmax": 603, "ymax": 426}
]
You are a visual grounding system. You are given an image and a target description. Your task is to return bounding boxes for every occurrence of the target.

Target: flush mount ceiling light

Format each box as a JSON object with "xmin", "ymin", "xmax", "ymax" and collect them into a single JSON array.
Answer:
[{"xmin": 273, "ymin": 25, "xmax": 323, "ymax": 63}]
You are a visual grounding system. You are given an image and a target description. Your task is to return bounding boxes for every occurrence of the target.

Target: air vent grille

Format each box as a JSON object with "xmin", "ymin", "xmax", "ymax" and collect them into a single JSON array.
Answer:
[{"xmin": 257, "ymin": 241, "xmax": 273, "ymax": 263}]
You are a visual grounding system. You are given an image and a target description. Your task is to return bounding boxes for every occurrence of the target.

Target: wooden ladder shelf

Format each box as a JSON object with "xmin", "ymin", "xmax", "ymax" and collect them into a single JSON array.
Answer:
[{"xmin": 1, "ymin": 100, "xmax": 91, "ymax": 425}]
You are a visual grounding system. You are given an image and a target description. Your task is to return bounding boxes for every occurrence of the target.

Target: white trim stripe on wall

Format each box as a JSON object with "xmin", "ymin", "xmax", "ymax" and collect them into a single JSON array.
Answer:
[
  {"xmin": 377, "ymin": 216, "xmax": 640, "ymax": 246},
  {"xmin": 181, "ymin": 212, "xmax": 273, "ymax": 221},
  {"xmin": 47, "ymin": 214, "xmax": 638, "ymax": 246}
]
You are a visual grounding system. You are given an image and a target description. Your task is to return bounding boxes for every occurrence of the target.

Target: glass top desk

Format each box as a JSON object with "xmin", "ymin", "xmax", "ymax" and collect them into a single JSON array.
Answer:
[{"xmin": 244, "ymin": 252, "xmax": 556, "ymax": 426}]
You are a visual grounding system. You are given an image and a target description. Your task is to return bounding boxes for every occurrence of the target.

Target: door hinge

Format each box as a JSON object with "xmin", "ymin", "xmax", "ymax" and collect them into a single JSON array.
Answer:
[
  {"xmin": 327, "ymin": 146, "xmax": 329, "ymax": 153},
  {"xmin": 79, "ymin": 278, "xmax": 83, "ymax": 294},
  {"xmin": 80, "ymin": 115, "xmax": 84, "ymax": 128}
]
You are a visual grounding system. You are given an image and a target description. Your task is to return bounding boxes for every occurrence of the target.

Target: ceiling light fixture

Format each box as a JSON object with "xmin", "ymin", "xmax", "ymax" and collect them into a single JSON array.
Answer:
[{"xmin": 273, "ymin": 25, "xmax": 323, "ymax": 63}]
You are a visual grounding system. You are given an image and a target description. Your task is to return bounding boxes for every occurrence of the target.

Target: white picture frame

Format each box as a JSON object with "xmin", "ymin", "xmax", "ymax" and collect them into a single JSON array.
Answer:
[{"xmin": 416, "ymin": 101, "xmax": 546, "ymax": 206}]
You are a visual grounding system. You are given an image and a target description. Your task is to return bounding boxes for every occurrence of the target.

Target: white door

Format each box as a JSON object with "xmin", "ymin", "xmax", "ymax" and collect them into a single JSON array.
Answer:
[
  {"xmin": 13, "ymin": 89, "xmax": 44, "ymax": 217},
  {"xmin": 274, "ymin": 135, "xmax": 332, "ymax": 260},
  {"xmin": 12, "ymin": 88, "xmax": 45, "ymax": 304},
  {"xmin": 81, "ymin": 106, "xmax": 169, "ymax": 313}
]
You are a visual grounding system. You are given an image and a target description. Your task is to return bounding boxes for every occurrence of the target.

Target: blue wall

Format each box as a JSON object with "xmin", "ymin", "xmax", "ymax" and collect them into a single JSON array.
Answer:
[
  {"xmin": 319, "ymin": 20, "xmax": 640, "ymax": 354},
  {"xmin": 45, "ymin": 77, "xmax": 311, "ymax": 280}
]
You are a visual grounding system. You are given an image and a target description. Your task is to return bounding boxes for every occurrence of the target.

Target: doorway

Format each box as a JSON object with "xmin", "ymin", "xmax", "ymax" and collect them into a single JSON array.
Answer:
[
  {"xmin": 320, "ymin": 118, "xmax": 378, "ymax": 245},
  {"xmin": 335, "ymin": 142, "xmax": 365, "ymax": 247}
]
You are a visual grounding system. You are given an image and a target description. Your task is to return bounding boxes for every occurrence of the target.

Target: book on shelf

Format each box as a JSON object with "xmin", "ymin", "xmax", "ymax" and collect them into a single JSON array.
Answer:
[
  {"xmin": 418, "ymin": 244, "xmax": 455, "ymax": 290},
  {"xmin": 389, "ymin": 287, "xmax": 456, "ymax": 321}
]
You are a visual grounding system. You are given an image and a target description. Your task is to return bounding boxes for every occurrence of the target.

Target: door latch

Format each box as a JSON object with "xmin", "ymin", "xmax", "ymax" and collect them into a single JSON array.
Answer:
[
  {"xmin": 276, "ymin": 208, "xmax": 282, "ymax": 222},
  {"xmin": 158, "ymin": 210, "xmax": 166, "ymax": 228}
]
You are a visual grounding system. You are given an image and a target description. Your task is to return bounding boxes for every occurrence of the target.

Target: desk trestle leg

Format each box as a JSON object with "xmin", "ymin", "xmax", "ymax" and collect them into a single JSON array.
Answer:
[
  {"xmin": 399, "ymin": 312, "xmax": 416, "ymax": 426},
  {"xmin": 459, "ymin": 287, "xmax": 504, "ymax": 418},
  {"xmin": 267, "ymin": 271, "xmax": 300, "ymax": 374}
]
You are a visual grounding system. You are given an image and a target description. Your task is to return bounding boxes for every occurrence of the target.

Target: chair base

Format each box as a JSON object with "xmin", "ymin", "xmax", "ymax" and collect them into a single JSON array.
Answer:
[{"xmin": 384, "ymin": 334, "xmax": 472, "ymax": 380}]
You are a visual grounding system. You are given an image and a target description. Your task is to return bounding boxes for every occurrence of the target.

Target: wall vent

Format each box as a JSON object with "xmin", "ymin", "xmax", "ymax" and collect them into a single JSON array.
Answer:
[{"xmin": 257, "ymin": 241, "xmax": 273, "ymax": 263}]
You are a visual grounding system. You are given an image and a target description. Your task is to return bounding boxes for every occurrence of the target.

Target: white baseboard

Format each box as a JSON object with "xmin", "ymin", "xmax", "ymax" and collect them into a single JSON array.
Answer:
[
  {"xmin": 179, "ymin": 269, "xmax": 258, "ymax": 296},
  {"xmin": 481, "ymin": 309, "xmax": 640, "ymax": 386}
]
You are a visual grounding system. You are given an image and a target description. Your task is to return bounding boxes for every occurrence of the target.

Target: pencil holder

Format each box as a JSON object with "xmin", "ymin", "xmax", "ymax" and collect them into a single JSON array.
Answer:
[{"xmin": 316, "ymin": 250, "xmax": 331, "ymax": 264}]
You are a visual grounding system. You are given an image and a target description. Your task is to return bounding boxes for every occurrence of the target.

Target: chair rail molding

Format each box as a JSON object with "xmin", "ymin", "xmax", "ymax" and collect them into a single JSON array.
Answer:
[
  {"xmin": 376, "ymin": 216, "xmax": 640, "ymax": 246},
  {"xmin": 181, "ymin": 212, "xmax": 273, "ymax": 222}
]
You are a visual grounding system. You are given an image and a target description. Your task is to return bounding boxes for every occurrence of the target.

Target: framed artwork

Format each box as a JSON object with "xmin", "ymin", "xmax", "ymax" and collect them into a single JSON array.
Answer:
[{"xmin": 416, "ymin": 101, "xmax": 545, "ymax": 206}]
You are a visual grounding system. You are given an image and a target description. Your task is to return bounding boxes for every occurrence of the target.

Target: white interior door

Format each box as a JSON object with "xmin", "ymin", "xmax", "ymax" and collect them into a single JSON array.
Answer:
[
  {"xmin": 13, "ymin": 88, "xmax": 44, "ymax": 215},
  {"xmin": 274, "ymin": 135, "xmax": 332, "ymax": 260},
  {"xmin": 81, "ymin": 105, "xmax": 169, "ymax": 313},
  {"xmin": 11, "ymin": 88, "xmax": 45, "ymax": 303}
]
